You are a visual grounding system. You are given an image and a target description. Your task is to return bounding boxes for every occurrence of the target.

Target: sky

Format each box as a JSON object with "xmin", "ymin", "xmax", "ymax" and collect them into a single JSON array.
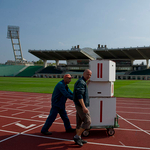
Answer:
[{"xmin": 1, "ymin": 0, "xmax": 150, "ymax": 64}]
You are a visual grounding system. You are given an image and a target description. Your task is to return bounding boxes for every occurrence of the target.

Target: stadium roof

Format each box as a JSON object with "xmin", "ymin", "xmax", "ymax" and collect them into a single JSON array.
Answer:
[
  {"xmin": 28, "ymin": 48, "xmax": 96, "ymax": 60},
  {"xmin": 94, "ymin": 46, "xmax": 150, "ymax": 60}
]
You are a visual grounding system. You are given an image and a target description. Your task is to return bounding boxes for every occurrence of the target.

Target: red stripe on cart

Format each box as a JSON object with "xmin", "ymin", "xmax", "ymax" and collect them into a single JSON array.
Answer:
[
  {"xmin": 97, "ymin": 63, "xmax": 103, "ymax": 78},
  {"xmin": 100, "ymin": 63, "xmax": 103, "ymax": 78},
  {"xmin": 97, "ymin": 63, "xmax": 99, "ymax": 78},
  {"xmin": 100, "ymin": 100, "xmax": 103, "ymax": 122}
]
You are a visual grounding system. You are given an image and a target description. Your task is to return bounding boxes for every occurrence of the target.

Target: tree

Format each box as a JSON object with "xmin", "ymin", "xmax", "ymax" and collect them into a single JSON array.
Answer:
[{"xmin": 34, "ymin": 59, "xmax": 44, "ymax": 64}]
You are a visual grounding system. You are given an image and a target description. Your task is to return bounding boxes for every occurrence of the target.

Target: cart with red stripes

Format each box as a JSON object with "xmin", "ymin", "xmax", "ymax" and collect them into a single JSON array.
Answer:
[{"xmin": 84, "ymin": 60, "xmax": 119, "ymax": 136}]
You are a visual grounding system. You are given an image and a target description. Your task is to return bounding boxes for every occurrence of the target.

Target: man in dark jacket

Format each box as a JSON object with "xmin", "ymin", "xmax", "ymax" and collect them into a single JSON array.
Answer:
[
  {"xmin": 41, "ymin": 74, "xmax": 75, "ymax": 135},
  {"xmin": 73, "ymin": 69, "xmax": 92, "ymax": 146}
]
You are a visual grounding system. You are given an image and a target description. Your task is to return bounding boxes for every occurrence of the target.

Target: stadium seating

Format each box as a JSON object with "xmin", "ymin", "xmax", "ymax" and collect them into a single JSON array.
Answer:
[
  {"xmin": 15, "ymin": 66, "xmax": 43, "ymax": 77},
  {"xmin": 0, "ymin": 65, "xmax": 25, "ymax": 76},
  {"xmin": 38, "ymin": 66, "xmax": 63, "ymax": 74},
  {"xmin": 129, "ymin": 69, "xmax": 150, "ymax": 75}
]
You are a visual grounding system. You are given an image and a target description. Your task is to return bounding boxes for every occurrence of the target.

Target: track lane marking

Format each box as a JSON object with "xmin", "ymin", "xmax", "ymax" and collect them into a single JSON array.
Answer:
[
  {"xmin": 1, "ymin": 115, "xmax": 150, "ymax": 132},
  {"xmin": 117, "ymin": 111, "xmax": 150, "ymax": 115},
  {"xmin": 32, "ymin": 107, "xmax": 43, "ymax": 111},
  {"xmin": 21, "ymin": 133, "xmax": 150, "ymax": 150},
  {"xmin": 21, "ymin": 111, "xmax": 76, "ymax": 134},
  {"xmin": 0, "ymin": 133, "xmax": 20, "ymax": 143},
  {"xmin": 16, "ymin": 105, "xmax": 28, "ymax": 109},
  {"xmin": 118, "ymin": 115, "xmax": 150, "ymax": 136},
  {"xmin": 0, "ymin": 109, "xmax": 8, "ymax": 113},
  {"xmin": 2, "ymin": 121, "xmax": 21, "ymax": 127},
  {"xmin": 11, "ymin": 111, "xmax": 25, "ymax": 116},
  {"xmin": 119, "ymin": 141, "xmax": 125, "ymax": 146}
]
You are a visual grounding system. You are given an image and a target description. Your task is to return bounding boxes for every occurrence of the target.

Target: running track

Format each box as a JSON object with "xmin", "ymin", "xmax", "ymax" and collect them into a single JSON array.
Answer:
[{"xmin": 0, "ymin": 91, "xmax": 150, "ymax": 150}]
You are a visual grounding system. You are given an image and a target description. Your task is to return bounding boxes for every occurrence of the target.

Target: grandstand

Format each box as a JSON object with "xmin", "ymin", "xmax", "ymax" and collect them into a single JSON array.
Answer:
[
  {"xmin": 28, "ymin": 45, "xmax": 150, "ymax": 80},
  {"xmin": 2, "ymin": 44, "xmax": 150, "ymax": 79},
  {"xmin": 15, "ymin": 66, "xmax": 43, "ymax": 77},
  {"xmin": 0, "ymin": 65, "xmax": 25, "ymax": 76}
]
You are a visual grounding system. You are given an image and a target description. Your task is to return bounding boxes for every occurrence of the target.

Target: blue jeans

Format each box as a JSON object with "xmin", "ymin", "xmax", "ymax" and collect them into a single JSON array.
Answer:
[{"xmin": 41, "ymin": 106, "xmax": 71, "ymax": 132}]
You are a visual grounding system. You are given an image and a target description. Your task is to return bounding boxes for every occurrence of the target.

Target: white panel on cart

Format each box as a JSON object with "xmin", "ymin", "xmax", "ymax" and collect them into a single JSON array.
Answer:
[
  {"xmin": 88, "ymin": 97, "xmax": 116, "ymax": 126},
  {"xmin": 88, "ymin": 81, "xmax": 114, "ymax": 97},
  {"xmin": 89, "ymin": 60, "xmax": 116, "ymax": 81}
]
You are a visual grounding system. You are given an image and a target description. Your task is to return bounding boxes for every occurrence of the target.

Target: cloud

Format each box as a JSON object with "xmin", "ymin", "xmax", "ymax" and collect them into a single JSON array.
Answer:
[
  {"xmin": 129, "ymin": 36, "xmax": 150, "ymax": 41},
  {"xmin": 119, "ymin": 18, "xmax": 125, "ymax": 21},
  {"xmin": 59, "ymin": 42, "xmax": 65, "ymax": 46}
]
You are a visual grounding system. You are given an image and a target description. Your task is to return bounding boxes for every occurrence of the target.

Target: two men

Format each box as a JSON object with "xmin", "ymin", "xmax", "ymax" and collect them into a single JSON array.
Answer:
[{"xmin": 41, "ymin": 69, "xmax": 92, "ymax": 146}]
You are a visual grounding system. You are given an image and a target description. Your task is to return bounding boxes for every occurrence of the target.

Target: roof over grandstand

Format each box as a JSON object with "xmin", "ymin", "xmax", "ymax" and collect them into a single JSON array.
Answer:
[
  {"xmin": 94, "ymin": 46, "xmax": 150, "ymax": 60},
  {"xmin": 28, "ymin": 48, "xmax": 99, "ymax": 60},
  {"xmin": 29, "ymin": 45, "xmax": 150, "ymax": 61}
]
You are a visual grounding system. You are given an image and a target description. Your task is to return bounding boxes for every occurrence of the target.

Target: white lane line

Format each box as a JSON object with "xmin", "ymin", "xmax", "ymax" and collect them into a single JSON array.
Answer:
[
  {"xmin": 20, "ymin": 101, "xmax": 31, "ymax": 104},
  {"xmin": 115, "ymin": 128, "xmax": 150, "ymax": 132},
  {"xmin": 16, "ymin": 105, "xmax": 28, "ymax": 109},
  {"xmin": 21, "ymin": 111, "xmax": 76, "ymax": 134},
  {"xmin": 126, "ymin": 118, "xmax": 150, "ymax": 122},
  {"xmin": 0, "ymin": 133, "xmax": 20, "ymax": 143},
  {"xmin": 119, "ymin": 141, "xmax": 125, "ymax": 146},
  {"xmin": 0, "ymin": 109, "xmax": 8, "ymax": 113},
  {"xmin": 22, "ymin": 133, "xmax": 150, "ymax": 150},
  {"xmin": 1, "ymin": 104, "xmax": 13, "ymax": 108},
  {"xmin": 0, "ymin": 107, "xmax": 50, "ymax": 113},
  {"xmin": 117, "ymin": 103, "xmax": 150, "ymax": 106},
  {"xmin": 2, "ymin": 121, "xmax": 21, "ymax": 127},
  {"xmin": 31, "ymin": 114, "xmax": 44, "ymax": 118},
  {"xmin": 117, "ymin": 106, "xmax": 150, "ymax": 110},
  {"xmin": 0, "ymin": 129, "xmax": 19, "ymax": 134},
  {"xmin": 118, "ymin": 115, "xmax": 150, "ymax": 136},
  {"xmin": 1, "ymin": 114, "xmax": 150, "ymax": 132},
  {"xmin": 35, "ymin": 102, "xmax": 43, "ymax": 105},
  {"xmin": 117, "ymin": 111, "xmax": 150, "ymax": 115},
  {"xmin": 32, "ymin": 107, "xmax": 43, "ymax": 111},
  {"xmin": 0, "ymin": 101, "xmax": 50, "ymax": 108},
  {"xmin": 11, "ymin": 111, "xmax": 25, "ymax": 116}
]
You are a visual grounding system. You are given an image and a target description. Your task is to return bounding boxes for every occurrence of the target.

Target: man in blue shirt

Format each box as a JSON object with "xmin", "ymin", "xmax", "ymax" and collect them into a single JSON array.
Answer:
[{"xmin": 41, "ymin": 74, "xmax": 75, "ymax": 135}]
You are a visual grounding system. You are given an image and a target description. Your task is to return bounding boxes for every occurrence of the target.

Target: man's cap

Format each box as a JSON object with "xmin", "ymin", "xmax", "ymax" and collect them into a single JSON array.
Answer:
[{"xmin": 63, "ymin": 74, "xmax": 72, "ymax": 79}]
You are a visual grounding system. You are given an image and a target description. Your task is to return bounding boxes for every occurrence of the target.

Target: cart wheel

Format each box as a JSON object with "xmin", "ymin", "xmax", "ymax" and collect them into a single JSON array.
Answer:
[
  {"xmin": 82, "ymin": 130, "xmax": 90, "ymax": 137},
  {"xmin": 107, "ymin": 128, "xmax": 115, "ymax": 136}
]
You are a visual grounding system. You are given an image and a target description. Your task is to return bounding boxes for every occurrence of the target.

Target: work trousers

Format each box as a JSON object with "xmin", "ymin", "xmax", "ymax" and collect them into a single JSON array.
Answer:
[
  {"xmin": 41, "ymin": 105, "xmax": 71, "ymax": 132},
  {"xmin": 75, "ymin": 105, "xmax": 91, "ymax": 129}
]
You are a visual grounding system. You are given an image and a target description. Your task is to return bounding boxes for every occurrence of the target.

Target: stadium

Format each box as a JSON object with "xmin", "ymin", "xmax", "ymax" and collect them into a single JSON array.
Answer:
[{"xmin": 1, "ymin": 26, "xmax": 150, "ymax": 80}]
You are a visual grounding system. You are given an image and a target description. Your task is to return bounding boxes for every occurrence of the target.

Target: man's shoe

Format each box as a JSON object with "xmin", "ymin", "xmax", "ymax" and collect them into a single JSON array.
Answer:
[
  {"xmin": 81, "ymin": 139, "xmax": 87, "ymax": 144},
  {"xmin": 73, "ymin": 137, "xmax": 83, "ymax": 146},
  {"xmin": 41, "ymin": 131, "xmax": 52, "ymax": 135},
  {"xmin": 66, "ymin": 128, "xmax": 76, "ymax": 133}
]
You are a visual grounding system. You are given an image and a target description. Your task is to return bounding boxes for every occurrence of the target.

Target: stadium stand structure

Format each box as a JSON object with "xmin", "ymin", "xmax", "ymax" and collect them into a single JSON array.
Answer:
[
  {"xmin": 129, "ymin": 69, "xmax": 150, "ymax": 75},
  {"xmin": 38, "ymin": 66, "xmax": 63, "ymax": 74},
  {"xmin": 15, "ymin": 66, "xmax": 43, "ymax": 77},
  {"xmin": 0, "ymin": 65, "xmax": 25, "ymax": 77}
]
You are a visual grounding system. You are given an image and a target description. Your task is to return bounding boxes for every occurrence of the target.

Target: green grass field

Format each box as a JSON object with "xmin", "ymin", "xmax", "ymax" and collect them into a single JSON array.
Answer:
[{"xmin": 0, "ymin": 77, "xmax": 150, "ymax": 98}]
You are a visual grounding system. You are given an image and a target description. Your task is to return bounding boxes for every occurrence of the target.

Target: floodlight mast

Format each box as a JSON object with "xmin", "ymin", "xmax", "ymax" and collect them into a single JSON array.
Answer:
[{"xmin": 7, "ymin": 26, "xmax": 24, "ymax": 63}]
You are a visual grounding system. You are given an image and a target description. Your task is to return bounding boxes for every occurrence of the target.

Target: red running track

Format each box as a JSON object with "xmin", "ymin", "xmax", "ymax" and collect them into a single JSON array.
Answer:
[{"xmin": 0, "ymin": 91, "xmax": 150, "ymax": 150}]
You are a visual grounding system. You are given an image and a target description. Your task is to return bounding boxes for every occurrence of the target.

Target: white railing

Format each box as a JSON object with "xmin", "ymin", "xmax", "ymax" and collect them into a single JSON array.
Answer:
[
  {"xmin": 33, "ymin": 73, "xmax": 82, "ymax": 79},
  {"xmin": 116, "ymin": 75, "xmax": 150, "ymax": 80},
  {"xmin": 34, "ymin": 73, "xmax": 150, "ymax": 80}
]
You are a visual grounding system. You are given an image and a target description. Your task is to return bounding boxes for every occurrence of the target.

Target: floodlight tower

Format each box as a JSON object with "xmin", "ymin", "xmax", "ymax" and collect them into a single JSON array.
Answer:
[{"xmin": 7, "ymin": 26, "xmax": 24, "ymax": 63}]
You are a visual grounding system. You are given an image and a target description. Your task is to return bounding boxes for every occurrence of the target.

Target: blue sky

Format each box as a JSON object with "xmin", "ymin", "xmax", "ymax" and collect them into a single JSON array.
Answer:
[{"xmin": 1, "ymin": 0, "xmax": 150, "ymax": 64}]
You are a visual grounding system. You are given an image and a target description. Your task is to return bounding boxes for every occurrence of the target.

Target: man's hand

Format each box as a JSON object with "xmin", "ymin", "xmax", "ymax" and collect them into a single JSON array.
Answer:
[{"xmin": 83, "ymin": 107, "xmax": 88, "ymax": 113}]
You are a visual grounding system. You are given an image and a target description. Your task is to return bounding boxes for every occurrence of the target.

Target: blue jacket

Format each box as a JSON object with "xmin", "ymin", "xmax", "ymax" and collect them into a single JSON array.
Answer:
[
  {"xmin": 73, "ymin": 76, "xmax": 89, "ymax": 107},
  {"xmin": 51, "ymin": 80, "xmax": 73, "ymax": 108}
]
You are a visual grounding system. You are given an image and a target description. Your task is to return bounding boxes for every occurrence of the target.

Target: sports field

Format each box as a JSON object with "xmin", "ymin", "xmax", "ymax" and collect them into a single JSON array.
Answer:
[{"xmin": 0, "ymin": 77, "xmax": 150, "ymax": 98}]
